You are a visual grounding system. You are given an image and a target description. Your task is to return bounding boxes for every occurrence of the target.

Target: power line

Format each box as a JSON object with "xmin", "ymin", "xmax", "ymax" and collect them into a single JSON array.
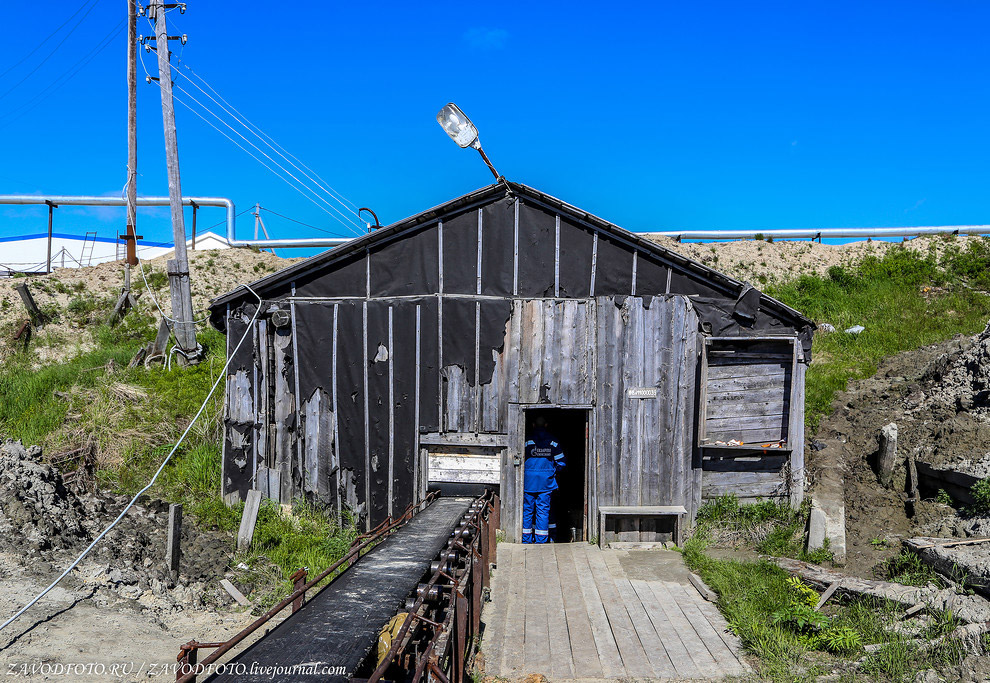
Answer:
[
  {"xmin": 260, "ymin": 206, "xmax": 357, "ymax": 237},
  {"xmin": 175, "ymin": 60, "xmax": 362, "ymax": 217},
  {"xmin": 0, "ymin": 0, "xmax": 94, "ymax": 82},
  {"xmin": 142, "ymin": 9, "xmax": 363, "ymax": 226},
  {"xmin": 0, "ymin": 18, "xmax": 125, "ymax": 129},
  {"xmin": 171, "ymin": 77, "xmax": 365, "ymax": 234},
  {"xmin": 138, "ymin": 40, "xmax": 364, "ymax": 237},
  {"xmin": 0, "ymin": 0, "xmax": 103, "ymax": 102}
]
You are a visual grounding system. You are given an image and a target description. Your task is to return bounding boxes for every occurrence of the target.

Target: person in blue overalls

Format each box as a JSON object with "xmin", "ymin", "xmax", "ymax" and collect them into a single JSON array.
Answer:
[{"xmin": 522, "ymin": 416, "xmax": 566, "ymax": 544}]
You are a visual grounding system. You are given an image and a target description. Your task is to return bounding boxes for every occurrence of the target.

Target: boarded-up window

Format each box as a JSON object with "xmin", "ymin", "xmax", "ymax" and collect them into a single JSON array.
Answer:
[{"xmin": 700, "ymin": 338, "xmax": 794, "ymax": 447}]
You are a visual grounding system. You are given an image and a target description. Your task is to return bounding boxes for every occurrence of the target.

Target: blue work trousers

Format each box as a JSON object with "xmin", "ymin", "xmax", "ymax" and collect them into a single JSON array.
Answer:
[{"xmin": 522, "ymin": 491, "xmax": 551, "ymax": 544}]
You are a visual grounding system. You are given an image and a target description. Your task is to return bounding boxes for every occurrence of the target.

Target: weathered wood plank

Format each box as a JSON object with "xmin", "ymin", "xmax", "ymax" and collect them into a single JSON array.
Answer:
[
  {"xmin": 554, "ymin": 545, "xmax": 605, "ymax": 678},
  {"xmin": 523, "ymin": 547, "xmax": 551, "ymax": 673},
  {"xmin": 646, "ymin": 580, "xmax": 719, "ymax": 677},
  {"xmin": 790, "ymin": 358, "xmax": 806, "ymax": 507},
  {"xmin": 707, "ymin": 364, "xmax": 788, "ymax": 380},
  {"xmin": 706, "ymin": 414, "xmax": 786, "ymax": 431},
  {"xmin": 707, "ymin": 374, "xmax": 787, "ymax": 394},
  {"xmin": 272, "ymin": 327, "xmax": 295, "ymax": 502},
  {"xmin": 499, "ymin": 544, "xmax": 527, "ymax": 676},
  {"xmin": 703, "ymin": 470, "xmax": 788, "ymax": 498},
  {"xmin": 706, "ymin": 398, "xmax": 787, "ymax": 419},
  {"xmin": 582, "ymin": 544, "xmax": 654, "ymax": 677},
  {"xmin": 482, "ymin": 543, "xmax": 512, "ymax": 674},
  {"xmin": 601, "ymin": 551, "xmax": 677, "ymax": 678},
  {"xmin": 665, "ymin": 581, "xmax": 745, "ymax": 670},
  {"xmin": 502, "ymin": 409, "xmax": 521, "ymax": 542},
  {"xmin": 506, "ymin": 301, "xmax": 522, "ymax": 405},
  {"xmin": 542, "ymin": 544, "xmax": 575, "ymax": 679},
  {"xmin": 569, "ymin": 545, "xmax": 624, "ymax": 678},
  {"xmin": 630, "ymin": 578, "xmax": 702, "ymax": 679}
]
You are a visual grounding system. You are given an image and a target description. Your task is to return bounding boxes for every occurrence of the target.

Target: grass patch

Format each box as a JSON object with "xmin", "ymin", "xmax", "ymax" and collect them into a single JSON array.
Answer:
[
  {"xmin": 694, "ymin": 495, "xmax": 832, "ymax": 563},
  {"xmin": 0, "ymin": 317, "xmax": 357, "ymax": 606},
  {"xmin": 766, "ymin": 239, "xmax": 990, "ymax": 432}
]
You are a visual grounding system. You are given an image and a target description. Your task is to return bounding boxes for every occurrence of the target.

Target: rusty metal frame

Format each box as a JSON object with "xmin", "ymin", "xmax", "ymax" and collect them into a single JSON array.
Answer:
[
  {"xmin": 363, "ymin": 492, "xmax": 500, "ymax": 683},
  {"xmin": 174, "ymin": 491, "xmax": 440, "ymax": 683}
]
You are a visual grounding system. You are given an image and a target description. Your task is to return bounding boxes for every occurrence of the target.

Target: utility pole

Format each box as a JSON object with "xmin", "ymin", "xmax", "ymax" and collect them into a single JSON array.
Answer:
[
  {"xmin": 123, "ymin": 0, "xmax": 138, "ymax": 269},
  {"xmin": 151, "ymin": 0, "xmax": 198, "ymax": 365}
]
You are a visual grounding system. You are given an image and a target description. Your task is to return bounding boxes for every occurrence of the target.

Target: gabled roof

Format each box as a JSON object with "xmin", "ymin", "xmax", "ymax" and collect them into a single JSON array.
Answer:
[{"xmin": 209, "ymin": 182, "xmax": 813, "ymax": 329}]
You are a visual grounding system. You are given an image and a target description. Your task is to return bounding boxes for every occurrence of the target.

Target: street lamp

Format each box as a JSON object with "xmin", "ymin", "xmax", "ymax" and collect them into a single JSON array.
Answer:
[{"xmin": 436, "ymin": 103, "xmax": 508, "ymax": 189}]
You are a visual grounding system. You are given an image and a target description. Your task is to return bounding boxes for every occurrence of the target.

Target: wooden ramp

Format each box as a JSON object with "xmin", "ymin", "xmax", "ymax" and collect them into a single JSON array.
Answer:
[{"xmin": 482, "ymin": 543, "xmax": 748, "ymax": 681}]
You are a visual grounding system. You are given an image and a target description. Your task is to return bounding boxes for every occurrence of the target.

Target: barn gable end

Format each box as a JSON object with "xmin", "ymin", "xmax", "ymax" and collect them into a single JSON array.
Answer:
[{"xmin": 211, "ymin": 183, "xmax": 813, "ymax": 540}]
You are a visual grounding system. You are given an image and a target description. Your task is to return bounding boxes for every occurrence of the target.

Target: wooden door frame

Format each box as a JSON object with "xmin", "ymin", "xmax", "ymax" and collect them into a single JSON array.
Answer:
[{"xmin": 511, "ymin": 404, "xmax": 594, "ymax": 543}]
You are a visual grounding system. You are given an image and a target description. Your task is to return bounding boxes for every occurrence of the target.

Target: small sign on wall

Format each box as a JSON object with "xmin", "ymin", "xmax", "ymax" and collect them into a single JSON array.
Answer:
[{"xmin": 627, "ymin": 387, "xmax": 659, "ymax": 399}]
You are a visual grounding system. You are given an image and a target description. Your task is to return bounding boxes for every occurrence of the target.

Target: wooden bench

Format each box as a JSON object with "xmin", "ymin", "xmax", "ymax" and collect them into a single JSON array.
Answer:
[{"xmin": 598, "ymin": 505, "xmax": 688, "ymax": 547}]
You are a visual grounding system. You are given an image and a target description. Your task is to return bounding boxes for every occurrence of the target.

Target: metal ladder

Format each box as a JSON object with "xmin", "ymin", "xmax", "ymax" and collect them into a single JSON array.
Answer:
[{"xmin": 80, "ymin": 231, "xmax": 97, "ymax": 266}]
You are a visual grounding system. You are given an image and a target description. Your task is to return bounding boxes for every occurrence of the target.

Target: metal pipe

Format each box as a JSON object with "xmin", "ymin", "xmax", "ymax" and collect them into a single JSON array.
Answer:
[
  {"xmin": 646, "ymin": 225, "xmax": 990, "ymax": 241},
  {"xmin": 0, "ymin": 195, "xmax": 354, "ymax": 249}
]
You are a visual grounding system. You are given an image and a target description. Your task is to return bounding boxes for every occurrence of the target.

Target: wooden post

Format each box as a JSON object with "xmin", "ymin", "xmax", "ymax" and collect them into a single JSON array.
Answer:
[
  {"xmin": 877, "ymin": 423, "xmax": 898, "ymax": 488},
  {"xmin": 124, "ymin": 0, "xmax": 138, "ymax": 267},
  {"xmin": 14, "ymin": 283, "xmax": 47, "ymax": 326},
  {"xmin": 45, "ymin": 200, "xmax": 56, "ymax": 274},
  {"xmin": 151, "ymin": 0, "xmax": 198, "ymax": 365},
  {"xmin": 237, "ymin": 489, "xmax": 263, "ymax": 552},
  {"xmin": 190, "ymin": 200, "xmax": 198, "ymax": 250},
  {"xmin": 906, "ymin": 449, "xmax": 919, "ymax": 517},
  {"xmin": 166, "ymin": 503, "xmax": 182, "ymax": 575}
]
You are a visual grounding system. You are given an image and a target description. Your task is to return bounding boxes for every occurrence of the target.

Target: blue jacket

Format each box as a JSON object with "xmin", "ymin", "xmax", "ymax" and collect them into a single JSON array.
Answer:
[{"xmin": 524, "ymin": 428, "xmax": 565, "ymax": 493}]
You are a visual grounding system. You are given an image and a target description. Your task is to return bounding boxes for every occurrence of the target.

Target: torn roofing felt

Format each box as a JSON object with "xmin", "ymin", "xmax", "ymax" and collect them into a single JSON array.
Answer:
[{"xmin": 207, "ymin": 182, "xmax": 815, "ymax": 339}]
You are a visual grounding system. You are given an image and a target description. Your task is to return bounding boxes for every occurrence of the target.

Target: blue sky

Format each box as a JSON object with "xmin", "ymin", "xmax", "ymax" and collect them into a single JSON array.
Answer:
[{"xmin": 0, "ymin": 1, "xmax": 988, "ymax": 250}]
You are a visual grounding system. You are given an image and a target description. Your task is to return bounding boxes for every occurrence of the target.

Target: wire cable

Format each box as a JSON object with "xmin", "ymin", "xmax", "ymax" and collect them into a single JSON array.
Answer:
[
  {"xmin": 0, "ymin": 284, "xmax": 263, "ymax": 636},
  {"xmin": 171, "ymin": 79, "xmax": 365, "ymax": 235},
  {"xmin": 0, "ymin": 18, "xmax": 125, "ymax": 129},
  {"xmin": 0, "ymin": 0, "xmax": 102, "ymax": 102},
  {"xmin": 174, "ymin": 60, "xmax": 363, "ymax": 219},
  {"xmin": 142, "ymin": 8, "xmax": 363, "ymax": 227},
  {"xmin": 138, "ymin": 44, "xmax": 364, "ymax": 237},
  {"xmin": 0, "ymin": 0, "xmax": 95, "ymax": 82},
  {"xmin": 259, "ymin": 206, "xmax": 354, "ymax": 238}
]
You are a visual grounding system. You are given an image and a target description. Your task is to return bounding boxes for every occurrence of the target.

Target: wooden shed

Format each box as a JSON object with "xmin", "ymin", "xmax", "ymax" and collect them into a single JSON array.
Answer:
[{"xmin": 208, "ymin": 183, "xmax": 815, "ymax": 543}]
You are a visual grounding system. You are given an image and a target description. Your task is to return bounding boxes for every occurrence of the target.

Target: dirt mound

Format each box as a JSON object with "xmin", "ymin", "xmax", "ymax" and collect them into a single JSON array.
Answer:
[
  {"xmin": 811, "ymin": 321, "xmax": 990, "ymax": 577},
  {"xmin": 923, "ymin": 320, "xmax": 990, "ymax": 420},
  {"xmin": 0, "ymin": 439, "xmax": 234, "ymax": 610},
  {"xmin": 0, "ymin": 439, "xmax": 89, "ymax": 552}
]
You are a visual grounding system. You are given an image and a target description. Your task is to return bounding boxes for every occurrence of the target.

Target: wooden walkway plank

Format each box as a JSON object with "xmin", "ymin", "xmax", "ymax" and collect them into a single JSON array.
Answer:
[
  {"xmin": 695, "ymin": 598, "xmax": 748, "ymax": 656},
  {"xmin": 629, "ymin": 578, "xmax": 703, "ymax": 679},
  {"xmin": 554, "ymin": 545, "xmax": 605, "ymax": 679},
  {"xmin": 523, "ymin": 546, "xmax": 551, "ymax": 673},
  {"xmin": 481, "ymin": 543, "xmax": 512, "ymax": 675},
  {"xmin": 600, "ymin": 552, "xmax": 677, "ymax": 679},
  {"xmin": 581, "ymin": 544, "xmax": 655, "ymax": 678},
  {"xmin": 499, "ymin": 544, "xmax": 528, "ymax": 676},
  {"xmin": 569, "ymin": 544, "xmax": 625, "ymax": 678},
  {"xmin": 646, "ymin": 580, "xmax": 721, "ymax": 678},
  {"xmin": 541, "ymin": 546, "xmax": 575, "ymax": 679},
  {"xmin": 664, "ymin": 581, "xmax": 746, "ymax": 672}
]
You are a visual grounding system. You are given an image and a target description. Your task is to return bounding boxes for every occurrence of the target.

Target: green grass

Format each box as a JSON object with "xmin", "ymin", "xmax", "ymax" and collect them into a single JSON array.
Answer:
[
  {"xmin": 686, "ymin": 496, "xmax": 971, "ymax": 680},
  {"xmin": 0, "ymin": 317, "xmax": 357, "ymax": 606},
  {"xmin": 766, "ymin": 238, "xmax": 990, "ymax": 432},
  {"xmin": 694, "ymin": 494, "xmax": 833, "ymax": 563}
]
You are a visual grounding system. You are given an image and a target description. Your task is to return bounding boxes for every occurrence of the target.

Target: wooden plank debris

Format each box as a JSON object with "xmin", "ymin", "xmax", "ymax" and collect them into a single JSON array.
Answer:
[
  {"xmin": 166, "ymin": 503, "xmax": 182, "ymax": 575},
  {"xmin": 220, "ymin": 579, "xmax": 251, "ymax": 607},
  {"xmin": 814, "ymin": 581, "xmax": 841, "ymax": 611},
  {"xmin": 237, "ymin": 489, "xmax": 263, "ymax": 552},
  {"xmin": 877, "ymin": 422, "xmax": 898, "ymax": 487},
  {"xmin": 689, "ymin": 572, "xmax": 718, "ymax": 602}
]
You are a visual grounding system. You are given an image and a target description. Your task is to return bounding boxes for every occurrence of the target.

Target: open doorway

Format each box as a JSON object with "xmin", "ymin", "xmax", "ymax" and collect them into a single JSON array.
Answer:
[{"xmin": 524, "ymin": 408, "xmax": 589, "ymax": 542}]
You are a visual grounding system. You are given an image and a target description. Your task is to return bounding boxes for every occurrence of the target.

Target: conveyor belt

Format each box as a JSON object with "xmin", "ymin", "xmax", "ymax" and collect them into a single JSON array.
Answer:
[{"xmin": 209, "ymin": 497, "xmax": 472, "ymax": 683}]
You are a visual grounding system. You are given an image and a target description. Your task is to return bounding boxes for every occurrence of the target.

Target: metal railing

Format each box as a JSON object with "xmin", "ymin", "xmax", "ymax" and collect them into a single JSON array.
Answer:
[{"xmin": 173, "ymin": 491, "xmax": 441, "ymax": 683}]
